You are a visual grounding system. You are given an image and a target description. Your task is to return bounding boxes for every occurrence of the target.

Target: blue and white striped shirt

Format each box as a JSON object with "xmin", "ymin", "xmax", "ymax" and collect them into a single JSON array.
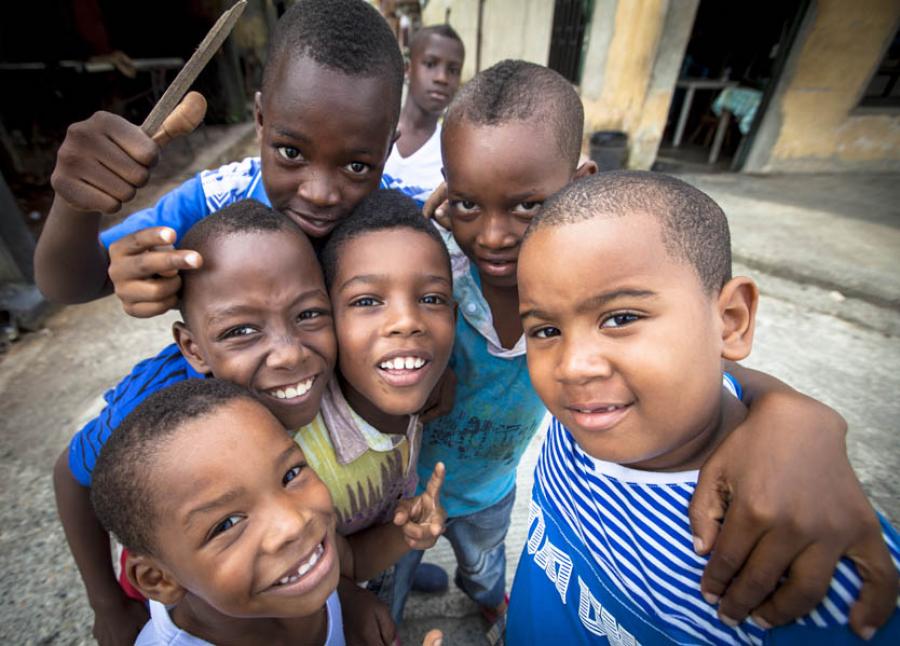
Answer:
[{"xmin": 508, "ymin": 413, "xmax": 900, "ymax": 644}]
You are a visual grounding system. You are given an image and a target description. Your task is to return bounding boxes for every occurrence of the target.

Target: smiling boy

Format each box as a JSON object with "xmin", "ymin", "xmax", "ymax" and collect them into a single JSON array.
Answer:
[
  {"xmin": 508, "ymin": 171, "xmax": 900, "ymax": 644},
  {"xmin": 35, "ymin": 0, "xmax": 404, "ymax": 317},
  {"xmin": 401, "ymin": 60, "xmax": 897, "ymax": 638},
  {"xmin": 91, "ymin": 378, "xmax": 424, "ymax": 645}
]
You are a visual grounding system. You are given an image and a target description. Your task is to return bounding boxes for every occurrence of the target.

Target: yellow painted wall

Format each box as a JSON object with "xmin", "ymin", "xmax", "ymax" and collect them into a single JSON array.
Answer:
[
  {"xmin": 422, "ymin": 0, "xmax": 554, "ymax": 81},
  {"xmin": 751, "ymin": 0, "xmax": 900, "ymax": 171}
]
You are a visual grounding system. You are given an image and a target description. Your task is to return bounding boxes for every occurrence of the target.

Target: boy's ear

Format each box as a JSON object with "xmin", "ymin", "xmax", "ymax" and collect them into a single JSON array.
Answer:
[
  {"xmin": 717, "ymin": 276, "xmax": 758, "ymax": 361},
  {"xmin": 127, "ymin": 553, "xmax": 185, "ymax": 606},
  {"xmin": 574, "ymin": 159, "xmax": 599, "ymax": 179},
  {"xmin": 254, "ymin": 91, "xmax": 264, "ymax": 139},
  {"xmin": 172, "ymin": 321, "xmax": 213, "ymax": 376}
]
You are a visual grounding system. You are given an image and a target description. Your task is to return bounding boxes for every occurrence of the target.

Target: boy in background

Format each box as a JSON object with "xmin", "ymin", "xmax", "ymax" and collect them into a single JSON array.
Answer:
[
  {"xmin": 401, "ymin": 60, "xmax": 896, "ymax": 638},
  {"xmin": 384, "ymin": 25, "xmax": 464, "ymax": 204},
  {"xmin": 509, "ymin": 171, "xmax": 899, "ymax": 644}
]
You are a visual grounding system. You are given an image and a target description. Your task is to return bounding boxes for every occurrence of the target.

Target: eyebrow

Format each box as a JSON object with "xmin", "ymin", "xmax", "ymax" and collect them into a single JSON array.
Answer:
[
  {"xmin": 205, "ymin": 289, "xmax": 327, "ymax": 325},
  {"xmin": 184, "ymin": 487, "xmax": 246, "ymax": 530},
  {"xmin": 521, "ymin": 288, "xmax": 657, "ymax": 320},
  {"xmin": 337, "ymin": 273, "xmax": 451, "ymax": 292}
]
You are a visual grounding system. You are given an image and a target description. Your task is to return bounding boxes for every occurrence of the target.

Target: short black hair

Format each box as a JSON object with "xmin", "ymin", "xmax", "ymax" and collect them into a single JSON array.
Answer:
[
  {"xmin": 176, "ymin": 199, "xmax": 314, "ymax": 321},
  {"xmin": 527, "ymin": 171, "xmax": 732, "ymax": 293},
  {"xmin": 444, "ymin": 59, "xmax": 583, "ymax": 169},
  {"xmin": 91, "ymin": 379, "xmax": 259, "ymax": 556},
  {"xmin": 261, "ymin": 0, "xmax": 403, "ymax": 120},
  {"xmin": 409, "ymin": 24, "xmax": 464, "ymax": 59},
  {"xmin": 320, "ymin": 189, "xmax": 451, "ymax": 290}
]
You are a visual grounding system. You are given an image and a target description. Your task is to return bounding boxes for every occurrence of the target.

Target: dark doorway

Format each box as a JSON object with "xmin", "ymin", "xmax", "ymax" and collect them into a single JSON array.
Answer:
[
  {"xmin": 654, "ymin": 0, "xmax": 808, "ymax": 173},
  {"xmin": 547, "ymin": 0, "xmax": 592, "ymax": 83}
]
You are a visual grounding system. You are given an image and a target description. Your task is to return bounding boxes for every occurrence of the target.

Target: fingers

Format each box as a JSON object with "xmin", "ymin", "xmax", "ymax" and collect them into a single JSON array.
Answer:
[
  {"xmin": 422, "ymin": 182, "xmax": 447, "ymax": 220},
  {"xmin": 700, "ymin": 509, "xmax": 765, "ymax": 605},
  {"xmin": 425, "ymin": 462, "xmax": 446, "ymax": 501},
  {"xmin": 847, "ymin": 531, "xmax": 899, "ymax": 640},
  {"xmin": 124, "ymin": 296, "xmax": 180, "ymax": 319},
  {"xmin": 422, "ymin": 629, "xmax": 443, "ymax": 646},
  {"xmin": 393, "ymin": 501, "xmax": 410, "ymax": 527},
  {"xmin": 152, "ymin": 92, "xmax": 207, "ymax": 147},
  {"xmin": 715, "ymin": 529, "xmax": 810, "ymax": 625},
  {"xmin": 114, "ymin": 226, "xmax": 176, "ymax": 253},
  {"xmin": 52, "ymin": 111, "xmax": 158, "ymax": 214},
  {"xmin": 689, "ymin": 462, "xmax": 729, "ymax": 556}
]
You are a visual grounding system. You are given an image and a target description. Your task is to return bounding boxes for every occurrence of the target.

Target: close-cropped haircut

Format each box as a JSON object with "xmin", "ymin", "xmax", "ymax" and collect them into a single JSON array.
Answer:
[
  {"xmin": 444, "ymin": 59, "xmax": 583, "ymax": 168},
  {"xmin": 410, "ymin": 24, "xmax": 464, "ymax": 57},
  {"xmin": 91, "ymin": 379, "xmax": 259, "ymax": 556},
  {"xmin": 176, "ymin": 199, "xmax": 312, "ymax": 321},
  {"xmin": 320, "ymin": 189, "xmax": 451, "ymax": 290},
  {"xmin": 261, "ymin": 0, "xmax": 403, "ymax": 117},
  {"xmin": 527, "ymin": 171, "xmax": 732, "ymax": 293}
]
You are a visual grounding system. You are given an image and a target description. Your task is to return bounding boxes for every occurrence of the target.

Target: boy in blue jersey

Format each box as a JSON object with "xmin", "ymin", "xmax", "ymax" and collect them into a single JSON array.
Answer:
[
  {"xmin": 509, "ymin": 171, "xmax": 900, "ymax": 644},
  {"xmin": 398, "ymin": 59, "xmax": 897, "ymax": 639},
  {"xmin": 35, "ymin": 0, "xmax": 405, "ymax": 318}
]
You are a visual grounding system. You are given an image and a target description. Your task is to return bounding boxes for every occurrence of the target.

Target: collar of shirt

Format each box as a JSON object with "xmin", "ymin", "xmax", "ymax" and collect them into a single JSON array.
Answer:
[{"xmin": 432, "ymin": 223, "xmax": 527, "ymax": 358}]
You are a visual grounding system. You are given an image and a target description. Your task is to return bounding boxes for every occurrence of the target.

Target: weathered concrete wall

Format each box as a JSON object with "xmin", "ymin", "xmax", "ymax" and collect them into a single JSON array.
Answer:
[
  {"xmin": 422, "ymin": 0, "xmax": 554, "ymax": 80},
  {"xmin": 580, "ymin": 0, "xmax": 697, "ymax": 168},
  {"xmin": 745, "ymin": 0, "xmax": 900, "ymax": 173}
]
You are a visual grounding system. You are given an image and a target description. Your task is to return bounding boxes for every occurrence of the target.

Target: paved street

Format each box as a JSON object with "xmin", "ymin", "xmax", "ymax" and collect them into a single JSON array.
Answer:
[{"xmin": 1, "ymin": 128, "xmax": 897, "ymax": 644}]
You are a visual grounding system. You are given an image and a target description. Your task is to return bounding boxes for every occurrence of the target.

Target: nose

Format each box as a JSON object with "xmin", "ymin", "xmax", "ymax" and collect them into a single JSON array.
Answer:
[
  {"xmin": 260, "ymin": 493, "xmax": 307, "ymax": 555},
  {"xmin": 266, "ymin": 333, "xmax": 309, "ymax": 371},
  {"xmin": 556, "ymin": 334, "xmax": 612, "ymax": 385},
  {"xmin": 385, "ymin": 299, "xmax": 425, "ymax": 337},
  {"xmin": 434, "ymin": 65, "xmax": 449, "ymax": 85},
  {"xmin": 477, "ymin": 212, "xmax": 517, "ymax": 251},
  {"xmin": 297, "ymin": 168, "xmax": 340, "ymax": 209}
]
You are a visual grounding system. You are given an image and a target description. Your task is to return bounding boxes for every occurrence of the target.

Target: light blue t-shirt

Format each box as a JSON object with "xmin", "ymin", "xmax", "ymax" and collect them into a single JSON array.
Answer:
[
  {"xmin": 416, "ymin": 227, "xmax": 547, "ymax": 517},
  {"xmin": 507, "ymin": 415, "xmax": 900, "ymax": 645}
]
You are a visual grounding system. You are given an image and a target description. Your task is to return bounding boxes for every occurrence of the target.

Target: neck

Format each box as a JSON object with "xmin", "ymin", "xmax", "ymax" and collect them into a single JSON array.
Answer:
[
  {"xmin": 629, "ymin": 389, "xmax": 748, "ymax": 473},
  {"xmin": 480, "ymin": 280, "xmax": 523, "ymax": 350},
  {"xmin": 171, "ymin": 594, "xmax": 328, "ymax": 645},
  {"xmin": 338, "ymin": 373, "xmax": 410, "ymax": 436},
  {"xmin": 398, "ymin": 97, "xmax": 440, "ymax": 138}
]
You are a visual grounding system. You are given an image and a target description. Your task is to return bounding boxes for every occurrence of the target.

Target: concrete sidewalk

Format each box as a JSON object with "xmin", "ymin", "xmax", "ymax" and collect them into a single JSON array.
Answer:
[{"xmin": 0, "ymin": 154, "xmax": 897, "ymax": 644}]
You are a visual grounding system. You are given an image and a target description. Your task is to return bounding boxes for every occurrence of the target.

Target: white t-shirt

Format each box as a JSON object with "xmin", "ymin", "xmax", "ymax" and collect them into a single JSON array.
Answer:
[
  {"xmin": 383, "ymin": 123, "xmax": 443, "ymax": 205},
  {"xmin": 135, "ymin": 590, "xmax": 345, "ymax": 645}
]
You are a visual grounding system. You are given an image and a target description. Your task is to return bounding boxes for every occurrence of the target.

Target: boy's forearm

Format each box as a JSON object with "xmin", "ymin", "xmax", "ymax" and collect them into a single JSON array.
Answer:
[
  {"xmin": 725, "ymin": 361, "xmax": 847, "ymax": 435},
  {"xmin": 35, "ymin": 200, "xmax": 112, "ymax": 303},
  {"xmin": 53, "ymin": 451, "xmax": 124, "ymax": 608},
  {"xmin": 343, "ymin": 523, "xmax": 411, "ymax": 582}
]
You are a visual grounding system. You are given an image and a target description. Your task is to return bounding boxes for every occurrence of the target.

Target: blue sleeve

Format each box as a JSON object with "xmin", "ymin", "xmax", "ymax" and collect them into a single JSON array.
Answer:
[
  {"xmin": 67, "ymin": 344, "xmax": 197, "ymax": 486},
  {"xmin": 99, "ymin": 173, "xmax": 208, "ymax": 248}
]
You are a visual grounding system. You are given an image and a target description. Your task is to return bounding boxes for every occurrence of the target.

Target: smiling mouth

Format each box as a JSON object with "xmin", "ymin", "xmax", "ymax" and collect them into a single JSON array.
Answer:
[
  {"xmin": 567, "ymin": 403, "xmax": 633, "ymax": 432},
  {"xmin": 264, "ymin": 376, "xmax": 316, "ymax": 401},
  {"xmin": 273, "ymin": 542, "xmax": 325, "ymax": 587},
  {"xmin": 286, "ymin": 210, "xmax": 340, "ymax": 233},
  {"xmin": 377, "ymin": 355, "xmax": 432, "ymax": 387},
  {"xmin": 477, "ymin": 257, "xmax": 517, "ymax": 276}
]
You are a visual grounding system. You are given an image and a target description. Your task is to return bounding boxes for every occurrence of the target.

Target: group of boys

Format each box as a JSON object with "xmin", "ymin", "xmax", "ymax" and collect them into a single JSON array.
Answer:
[{"xmin": 35, "ymin": 0, "xmax": 899, "ymax": 644}]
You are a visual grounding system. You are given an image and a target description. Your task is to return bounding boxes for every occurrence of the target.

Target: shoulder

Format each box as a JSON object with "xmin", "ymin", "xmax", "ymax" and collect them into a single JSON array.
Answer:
[{"xmin": 199, "ymin": 157, "xmax": 263, "ymax": 211}]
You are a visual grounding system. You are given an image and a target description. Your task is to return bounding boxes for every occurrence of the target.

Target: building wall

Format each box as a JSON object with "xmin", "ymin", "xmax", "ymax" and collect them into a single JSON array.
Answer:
[
  {"xmin": 421, "ymin": 0, "xmax": 554, "ymax": 80},
  {"xmin": 745, "ymin": 0, "xmax": 900, "ymax": 172}
]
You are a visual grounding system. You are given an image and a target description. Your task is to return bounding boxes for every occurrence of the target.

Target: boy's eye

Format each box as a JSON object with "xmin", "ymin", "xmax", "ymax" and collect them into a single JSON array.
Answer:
[
  {"xmin": 210, "ymin": 514, "xmax": 243, "ymax": 539},
  {"xmin": 532, "ymin": 326, "xmax": 561, "ymax": 339},
  {"xmin": 345, "ymin": 161, "xmax": 370, "ymax": 175},
  {"xmin": 276, "ymin": 146, "xmax": 303, "ymax": 161},
  {"xmin": 450, "ymin": 199, "xmax": 478, "ymax": 214},
  {"xmin": 421, "ymin": 293, "xmax": 448, "ymax": 306},
  {"xmin": 349, "ymin": 296, "xmax": 381, "ymax": 307},
  {"xmin": 222, "ymin": 325, "xmax": 257, "ymax": 339},
  {"xmin": 283, "ymin": 464, "xmax": 305, "ymax": 485},
  {"xmin": 297, "ymin": 309, "xmax": 324, "ymax": 321},
  {"xmin": 601, "ymin": 313, "xmax": 641, "ymax": 328},
  {"xmin": 513, "ymin": 201, "xmax": 542, "ymax": 214}
]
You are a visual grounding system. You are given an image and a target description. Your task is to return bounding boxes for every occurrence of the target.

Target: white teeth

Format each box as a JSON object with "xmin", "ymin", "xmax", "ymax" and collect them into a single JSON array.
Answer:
[
  {"xmin": 268, "ymin": 378, "xmax": 313, "ymax": 401},
  {"xmin": 379, "ymin": 357, "xmax": 427, "ymax": 371},
  {"xmin": 276, "ymin": 543, "xmax": 325, "ymax": 586}
]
